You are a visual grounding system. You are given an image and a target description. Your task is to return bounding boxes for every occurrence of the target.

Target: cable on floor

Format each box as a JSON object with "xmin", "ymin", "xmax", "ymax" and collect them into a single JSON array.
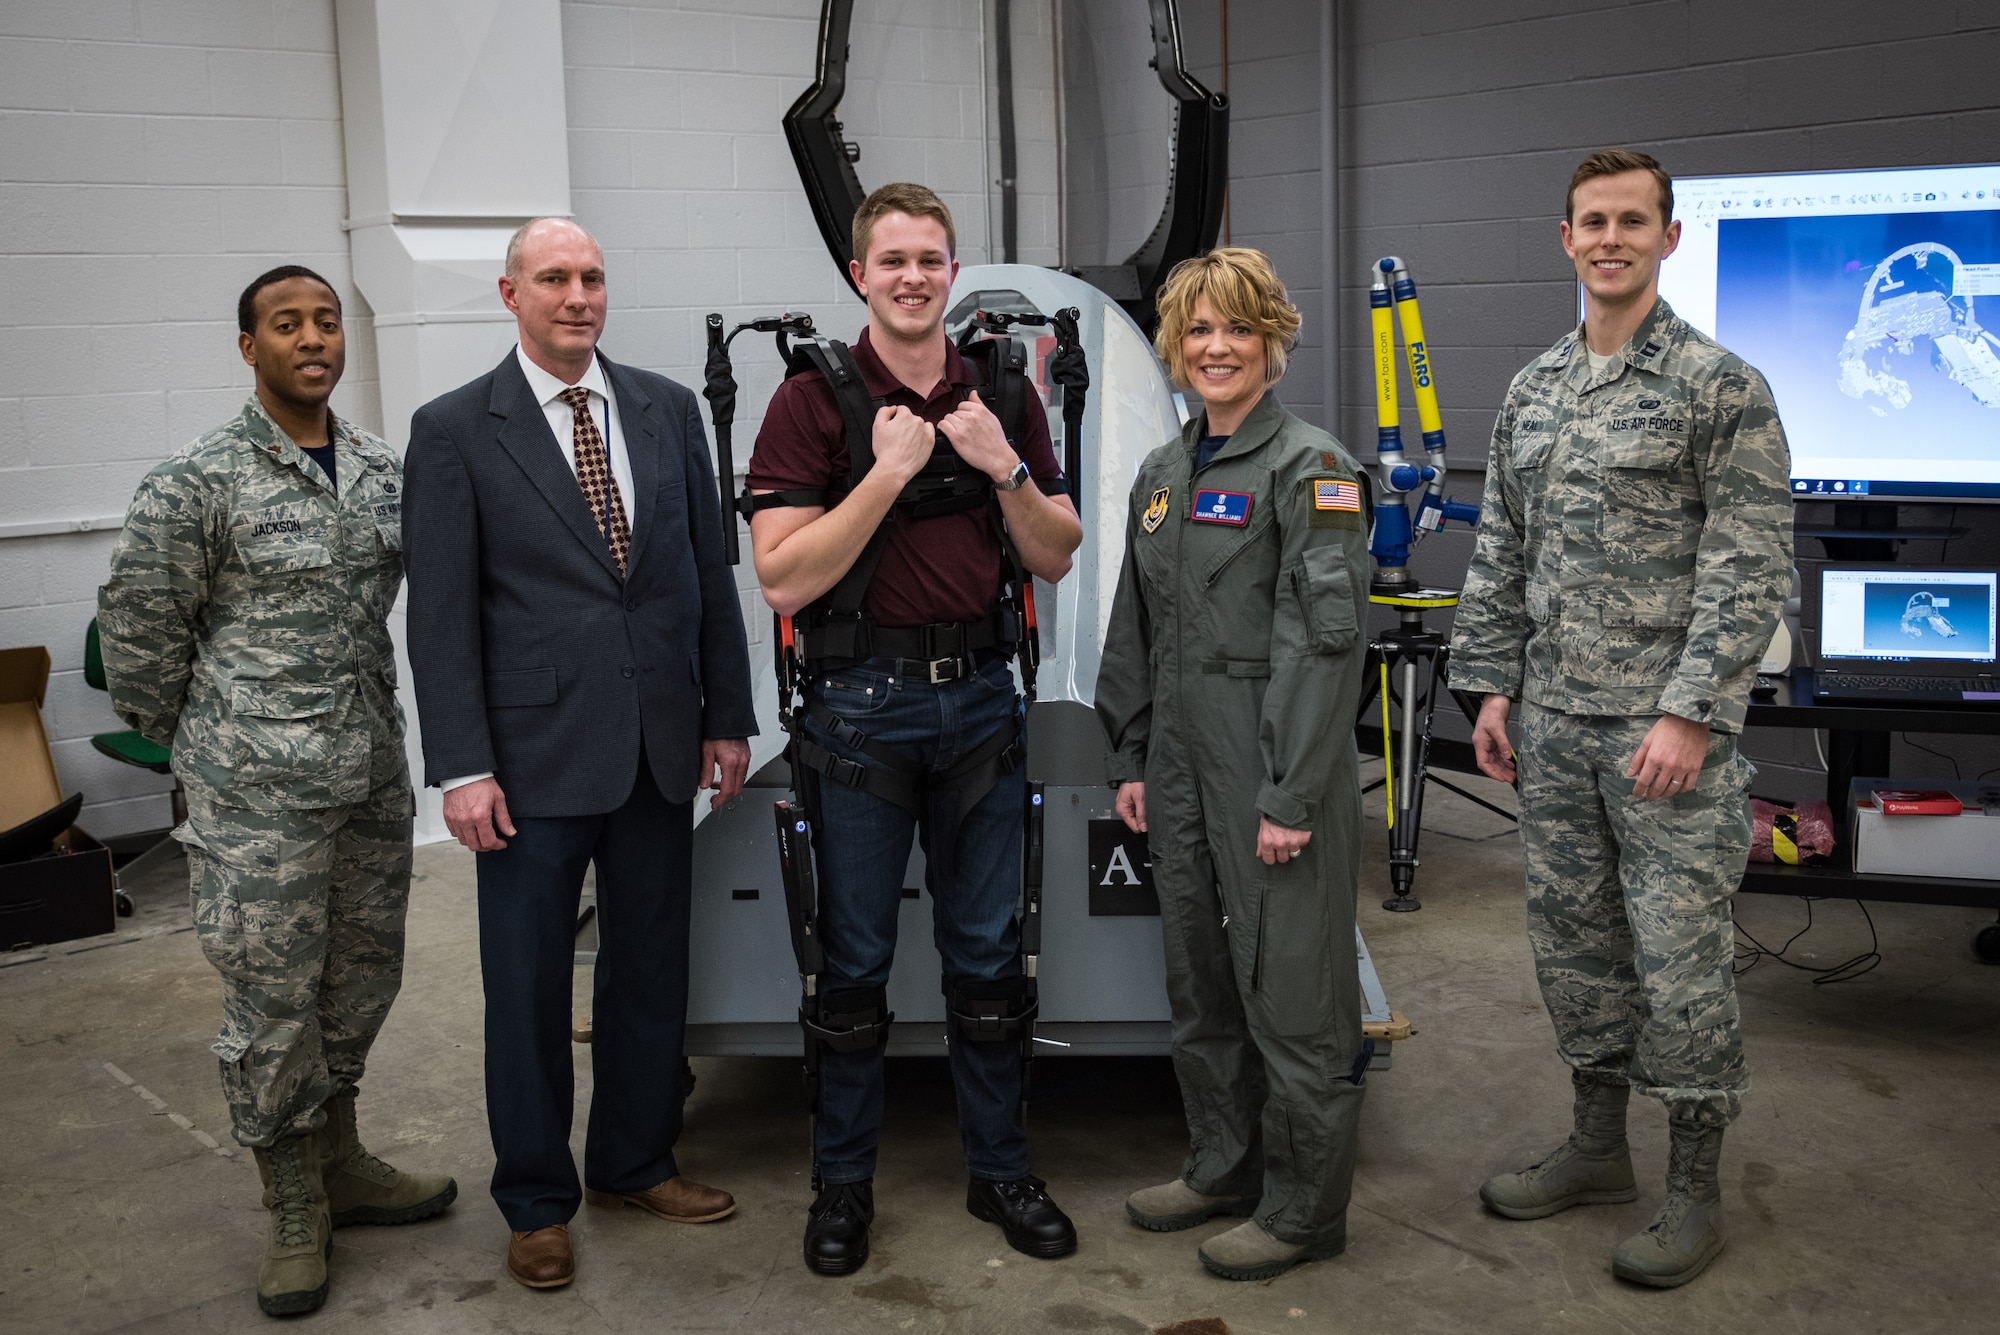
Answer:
[{"xmin": 1734, "ymin": 896, "xmax": 1882, "ymax": 985}]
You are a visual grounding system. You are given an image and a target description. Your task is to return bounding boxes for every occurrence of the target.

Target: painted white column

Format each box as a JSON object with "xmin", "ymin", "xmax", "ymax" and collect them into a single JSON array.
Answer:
[{"xmin": 333, "ymin": 0, "xmax": 572, "ymax": 841}]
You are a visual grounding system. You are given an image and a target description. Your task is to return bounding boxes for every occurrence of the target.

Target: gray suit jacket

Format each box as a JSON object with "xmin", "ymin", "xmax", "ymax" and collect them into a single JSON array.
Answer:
[{"xmin": 403, "ymin": 349, "xmax": 756, "ymax": 817}]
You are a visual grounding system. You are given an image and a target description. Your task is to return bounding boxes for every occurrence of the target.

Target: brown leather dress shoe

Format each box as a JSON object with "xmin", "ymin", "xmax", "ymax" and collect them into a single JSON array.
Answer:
[
  {"xmin": 507, "ymin": 1224, "xmax": 575, "ymax": 1289},
  {"xmin": 584, "ymin": 1175, "xmax": 736, "ymax": 1223}
]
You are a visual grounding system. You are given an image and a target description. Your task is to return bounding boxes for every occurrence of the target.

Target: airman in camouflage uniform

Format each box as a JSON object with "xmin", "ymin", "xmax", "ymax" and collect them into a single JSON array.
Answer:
[
  {"xmin": 98, "ymin": 267, "xmax": 453, "ymax": 1317},
  {"xmin": 1451, "ymin": 152, "xmax": 1793, "ymax": 1289}
]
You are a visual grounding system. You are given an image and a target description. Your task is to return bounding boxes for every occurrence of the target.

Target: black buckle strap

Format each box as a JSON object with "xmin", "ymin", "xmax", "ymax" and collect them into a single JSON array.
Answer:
[
  {"xmin": 800, "ymin": 995, "xmax": 896, "ymax": 1055},
  {"xmin": 793, "ymin": 737, "xmax": 870, "ymax": 793},
  {"xmin": 948, "ymin": 977, "xmax": 1039, "ymax": 1043},
  {"xmin": 936, "ymin": 709, "xmax": 1026, "ymax": 789},
  {"xmin": 792, "ymin": 699, "xmax": 1025, "ymax": 823}
]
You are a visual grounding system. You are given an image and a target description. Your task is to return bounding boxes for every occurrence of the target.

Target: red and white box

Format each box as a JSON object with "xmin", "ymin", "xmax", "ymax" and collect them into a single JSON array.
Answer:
[{"xmin": 1851, "ymin": 779, "xmax": 2000, "ymax": 880}]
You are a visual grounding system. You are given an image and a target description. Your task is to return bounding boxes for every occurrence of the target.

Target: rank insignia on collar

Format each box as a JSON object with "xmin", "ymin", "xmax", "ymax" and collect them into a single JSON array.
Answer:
[
  {"xmin": 1191, "ymin": 489, "xmax": 1252, "ymax": 526},
  {"xmin": 1142, "ymin": 486, "xmax": 1171, "ymax": 533}
]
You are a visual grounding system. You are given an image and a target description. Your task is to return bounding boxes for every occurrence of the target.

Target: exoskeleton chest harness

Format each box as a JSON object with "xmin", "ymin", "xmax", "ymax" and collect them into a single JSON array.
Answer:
[{"xmin": 722, "ymin": 309, "xmax": 1087, "ymax": 1190}]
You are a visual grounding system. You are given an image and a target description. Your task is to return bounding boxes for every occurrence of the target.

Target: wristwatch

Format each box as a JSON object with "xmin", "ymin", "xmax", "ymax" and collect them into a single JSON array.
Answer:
[{"xmin": 995, "ymin": 460, "xmax": 1031, "ymax": 491}]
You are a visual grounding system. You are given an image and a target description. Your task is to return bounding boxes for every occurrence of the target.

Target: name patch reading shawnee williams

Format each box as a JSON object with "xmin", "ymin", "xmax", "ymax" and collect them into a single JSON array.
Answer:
[{"xmin": 1191, "ymin": 489, "xmax": 1252, "ymax": 526}]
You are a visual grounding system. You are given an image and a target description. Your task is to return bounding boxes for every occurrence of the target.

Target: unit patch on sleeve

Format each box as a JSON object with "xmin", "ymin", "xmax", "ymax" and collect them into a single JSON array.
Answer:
[
  {"xmin": 1190, "ymin": 489, "xmax": 1252, "ymax": 526},
  {"xmin": 1142, "ymin": 485, "xmax": 1171, "ymax": 533}
]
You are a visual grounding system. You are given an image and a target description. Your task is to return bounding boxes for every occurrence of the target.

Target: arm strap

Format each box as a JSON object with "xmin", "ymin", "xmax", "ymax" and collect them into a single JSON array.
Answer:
[{"xmin": 740, "ymin": 487, "xmax": 829, "ymax": 516}]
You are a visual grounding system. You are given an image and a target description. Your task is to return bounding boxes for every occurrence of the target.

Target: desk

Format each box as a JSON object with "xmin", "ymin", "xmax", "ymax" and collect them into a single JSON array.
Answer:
[{"xmin": 1741, "ymin": 670, "xmax": 2000, "ymax": 945}]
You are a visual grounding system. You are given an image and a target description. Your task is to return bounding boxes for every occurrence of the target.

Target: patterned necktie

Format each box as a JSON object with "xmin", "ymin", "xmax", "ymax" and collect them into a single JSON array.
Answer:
[{"xmin": 560, "ymin": 385, "xmax": 631, "ymax": 575}]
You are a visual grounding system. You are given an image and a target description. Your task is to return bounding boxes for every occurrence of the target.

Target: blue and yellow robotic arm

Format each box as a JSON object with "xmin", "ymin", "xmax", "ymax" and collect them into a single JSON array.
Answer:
[{"xmin": 1368, "ymin": 256, "xmax": 1480, "ymax": 596}]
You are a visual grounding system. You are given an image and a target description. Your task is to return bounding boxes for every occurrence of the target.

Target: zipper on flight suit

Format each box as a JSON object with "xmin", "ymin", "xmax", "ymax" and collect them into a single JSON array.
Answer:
[
  {"xmin": 1251, "ymin": 886, "xmax": 1266, "ymax": 993},
  {"xmin": 1201, "ymin": 506, "xmax": 1272, "ymax": 588}
]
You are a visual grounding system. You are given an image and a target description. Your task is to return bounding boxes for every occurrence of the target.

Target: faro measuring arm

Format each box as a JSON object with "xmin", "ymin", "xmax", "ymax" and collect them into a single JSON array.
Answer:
[{"xmin": 1368, "ymin": 257, "xmax": 1480, "ymax": 594}]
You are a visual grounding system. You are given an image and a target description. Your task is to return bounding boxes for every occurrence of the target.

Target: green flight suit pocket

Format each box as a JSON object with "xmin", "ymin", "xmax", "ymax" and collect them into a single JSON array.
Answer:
[
  {"xmin": 1200, "ymin": 510, "xmax": 1274, "ymax": 588},
  {"xmin": 1295, "ymin": 546, "xmax": 1359, "ymax": 653},
  {"xmin": 1249, "ymin": 855, "xmax": 1337, "ymax": 1038}
]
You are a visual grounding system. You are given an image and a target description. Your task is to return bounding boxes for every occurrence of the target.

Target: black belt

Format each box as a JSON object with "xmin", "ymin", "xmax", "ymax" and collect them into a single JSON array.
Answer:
[
  {"xmin": 800, "ymin": 614, "xmax": 1013, "ymax": 683},
  {"xmin": 818, "ymin": 648, "xmax": 1010, "ymax": 685}
]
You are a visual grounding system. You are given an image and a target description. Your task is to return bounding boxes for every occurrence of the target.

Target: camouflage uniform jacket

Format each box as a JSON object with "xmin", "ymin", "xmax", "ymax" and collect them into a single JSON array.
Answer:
[
  {"xmin": 99, "ymin": 397, "xmax": 408, "ymax": 811},
  {"xmin": 1449, "ymin": 298, "xmax": 1794, "ymax": 734}
]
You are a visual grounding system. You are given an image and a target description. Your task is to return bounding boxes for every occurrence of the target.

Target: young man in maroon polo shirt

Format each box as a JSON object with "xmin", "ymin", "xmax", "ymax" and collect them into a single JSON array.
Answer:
[{"xmin": 746, "ymin": 182, "xmax": 1083, "ymax": 1275}]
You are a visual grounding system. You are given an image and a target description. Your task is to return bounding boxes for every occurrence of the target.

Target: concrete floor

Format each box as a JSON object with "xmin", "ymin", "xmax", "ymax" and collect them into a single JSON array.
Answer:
[{"xmin": 4, "ymin": 773, "xmax": 1998, "ymax": 1335}]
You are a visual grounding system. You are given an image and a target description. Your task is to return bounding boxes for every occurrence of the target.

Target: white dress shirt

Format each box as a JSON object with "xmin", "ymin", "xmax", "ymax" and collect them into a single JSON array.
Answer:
[
  {"xmin": 441, "ymin": 346, "xmax": 637, "ymax": 795},
  {"xmin": 513, "ymin": 343, "xmax": 636, "ymax": 521}
]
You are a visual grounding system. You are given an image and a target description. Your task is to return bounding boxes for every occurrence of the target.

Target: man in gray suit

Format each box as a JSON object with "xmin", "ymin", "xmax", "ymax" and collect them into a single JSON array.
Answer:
[{"xmin": 403, "ymin": 217, "xmax": 757, "ymax": 1290}]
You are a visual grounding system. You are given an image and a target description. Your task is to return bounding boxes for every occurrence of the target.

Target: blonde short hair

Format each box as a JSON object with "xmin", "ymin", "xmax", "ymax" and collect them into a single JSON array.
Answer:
[{"xmin": 1153, "ymin": 248, "xmax": 1301, "ymax": 389}]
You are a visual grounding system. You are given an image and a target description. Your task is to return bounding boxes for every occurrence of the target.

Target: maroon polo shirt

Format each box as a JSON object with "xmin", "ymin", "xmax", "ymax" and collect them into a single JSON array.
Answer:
[{"xmin": 746, "ymin": 327, "xmax": 1064, "ymax": 628}]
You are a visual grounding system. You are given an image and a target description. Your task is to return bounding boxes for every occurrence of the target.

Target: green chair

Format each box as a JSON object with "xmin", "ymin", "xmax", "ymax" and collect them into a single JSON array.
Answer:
[{"xmin": 84, "ymin": 618, "xmax": 186, "ymax": 909}]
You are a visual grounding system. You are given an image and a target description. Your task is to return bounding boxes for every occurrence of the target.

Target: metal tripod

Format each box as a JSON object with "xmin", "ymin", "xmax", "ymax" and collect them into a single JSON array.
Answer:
[{"xmin": 1356, "ymin": 591, "xmax": 1518, "ymax": 912}]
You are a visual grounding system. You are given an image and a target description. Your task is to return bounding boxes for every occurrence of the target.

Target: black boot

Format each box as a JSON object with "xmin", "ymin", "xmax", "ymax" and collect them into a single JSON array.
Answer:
[
  {"xmin": 803, "ymin": 1180, "xmax": 873, "ymax": 1276},
  {"xmin": 967, "ymin": 1176, "xmax": 1077, "ymax": 1259}
]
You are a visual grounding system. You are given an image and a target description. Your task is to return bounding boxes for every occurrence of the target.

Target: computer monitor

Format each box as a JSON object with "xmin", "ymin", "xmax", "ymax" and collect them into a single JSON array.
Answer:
[
  {"xmin": 1816, "ymin": 566, "xmax": 1999, "ymax": 665},
  {"xmin": 1648, "ymin": 164, "xmax": 2000, "ymax": 503}
]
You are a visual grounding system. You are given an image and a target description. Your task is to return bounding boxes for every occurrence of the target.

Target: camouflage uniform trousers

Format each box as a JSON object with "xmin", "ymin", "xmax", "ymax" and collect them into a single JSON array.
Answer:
[
  {"xmin": 1516, "ymin": 702, "xmax": 1752, "ymax": 1127},
  {"xmin": 179, "ymin": 778, "xmax": 415, "ymax": 1148}
]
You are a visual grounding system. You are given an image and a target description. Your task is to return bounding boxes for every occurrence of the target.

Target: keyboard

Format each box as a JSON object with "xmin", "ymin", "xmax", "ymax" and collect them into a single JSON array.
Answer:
[
  {"xmin": 1823, "ymin": 674, "xmax": 1958, "ymax": 691},
  {"xmin": 1816, "ymin": 673, "xmax": 1981, "ymax": 697}
]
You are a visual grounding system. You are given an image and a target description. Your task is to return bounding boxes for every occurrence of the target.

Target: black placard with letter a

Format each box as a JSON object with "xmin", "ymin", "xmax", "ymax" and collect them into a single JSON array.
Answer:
[{"xmin": 1087, "ymin": 819, "xmax": 1160, "ymax": 916}]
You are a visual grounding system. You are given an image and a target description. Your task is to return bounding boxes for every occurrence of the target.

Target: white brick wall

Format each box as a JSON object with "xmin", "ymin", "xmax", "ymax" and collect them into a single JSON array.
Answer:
[
  {"xmin": 565, "ymin": 0, "xmax": 1057, "ymax": 413},
  {"xmin": 0, "ymin": 0, "xmax": 1059, "ymax": 835},
  {"xmin": 563, "ymin": 0, "xmax": 1058, "ymax": 652},
  {"xmin": 0, "ymin": 1, "xmax": 377, "ymax": 836}
]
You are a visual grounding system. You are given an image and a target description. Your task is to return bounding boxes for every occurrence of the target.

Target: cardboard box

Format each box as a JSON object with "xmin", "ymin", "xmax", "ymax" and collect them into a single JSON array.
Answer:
[
  {"xmin": 1851, "ymin": 778, "xmax": 2000, "ymax": 881},
  {"xmin": 0, "ymin": 646, "xmax": 116, "ymax": 948}
]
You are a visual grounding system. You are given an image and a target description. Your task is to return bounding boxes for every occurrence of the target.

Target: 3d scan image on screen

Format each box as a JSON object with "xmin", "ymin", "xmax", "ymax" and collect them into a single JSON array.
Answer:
[
  {"xmin": 1859, "ymin": 581, "xmax": 1993, "ymax": 655},
  {"xmin": 1655, "ymin": 164, "xmax": 2000, "ymax": 501}
]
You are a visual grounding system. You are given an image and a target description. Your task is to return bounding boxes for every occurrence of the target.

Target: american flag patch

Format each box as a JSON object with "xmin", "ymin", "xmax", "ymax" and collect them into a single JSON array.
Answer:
[{"xmin": 1314, "ymin": 479, "xmax": 1360, "ymax": 512}]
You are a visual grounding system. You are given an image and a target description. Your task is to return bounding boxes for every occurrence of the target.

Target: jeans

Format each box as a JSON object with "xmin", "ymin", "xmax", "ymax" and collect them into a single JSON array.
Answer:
[{"xmin": 803, "ymin": 652, "xmax": 1031, "ymax": 1185}]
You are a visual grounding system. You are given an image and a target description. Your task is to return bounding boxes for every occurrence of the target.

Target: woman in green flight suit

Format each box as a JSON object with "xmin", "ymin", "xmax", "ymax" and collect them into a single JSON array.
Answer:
[{"xmin": 1095, "ymin": 248, "xmax": 1373, "ymax": 1282}]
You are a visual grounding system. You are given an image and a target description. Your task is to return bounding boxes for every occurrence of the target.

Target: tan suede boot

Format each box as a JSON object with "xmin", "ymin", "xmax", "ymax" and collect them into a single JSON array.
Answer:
[
  {"xmin": 251, "ymin": 1135, "xmax": 331, "ymax": 1317},
  {"xmin": 1612, "ymin": 1116, "xmax": 1726, "ymax": 1288},
  {"xmin": 1124, "ymin": 1179, "xmax": 1258, "ymax": 1232},
  {"xmin": 1481, "ymin": 1077, "xmax": 1638, "ymax": 1220},
  {"xmin": 319, "ymin": 1088, "xmax": 458, "ymax": 1228},
  {"xmin": 1197, "ymin": 1219, "xmax": 1345, "ymax": 1281}
]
